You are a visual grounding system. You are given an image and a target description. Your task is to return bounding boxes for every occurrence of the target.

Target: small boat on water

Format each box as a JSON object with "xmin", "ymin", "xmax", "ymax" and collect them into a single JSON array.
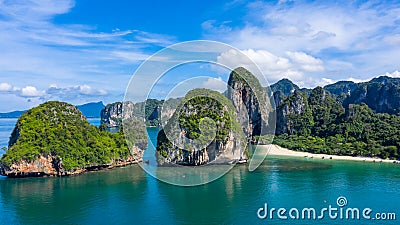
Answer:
[
  {"xmin": 237, "ymin": 158, "xmax": 248, "ymax": 164},
  {"xmin": 229, "ymin": 158, "xmax": 248, "ymax": 165}
]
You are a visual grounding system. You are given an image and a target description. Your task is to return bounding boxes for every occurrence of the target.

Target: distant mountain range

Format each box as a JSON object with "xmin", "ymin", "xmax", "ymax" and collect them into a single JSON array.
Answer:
[
  {"xmin": 0, "ymin": 101, "xmax": 105, "ymax": 118},
  {"xmin": 271, "ymin": 75, "xmax": 400, "ymax": 114},
  {"xmin": 0, "ymin": 110, "xmax": 26, "ymax": 118},
  {"xmin": 76, "ymin": 102, "xmax": 105, "ymax": 118},
  {"xmin": 2, "ymin": 75, "xmax": 400, "ymax": 119}
]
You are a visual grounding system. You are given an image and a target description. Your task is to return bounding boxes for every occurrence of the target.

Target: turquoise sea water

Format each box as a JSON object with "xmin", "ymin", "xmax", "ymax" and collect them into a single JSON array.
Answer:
[{"xmin": 0, "ymin": 120, "xmax": 399, "ymax": 224}]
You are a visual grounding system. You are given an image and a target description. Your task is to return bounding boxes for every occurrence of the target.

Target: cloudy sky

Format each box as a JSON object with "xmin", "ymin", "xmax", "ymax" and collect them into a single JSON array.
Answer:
[{"xmin": 0, "ymin": 0, "xmax": 399, "ymax": 112}]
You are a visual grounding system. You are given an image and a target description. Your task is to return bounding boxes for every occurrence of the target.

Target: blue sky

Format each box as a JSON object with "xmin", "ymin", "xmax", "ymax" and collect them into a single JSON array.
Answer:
[{"xmin": 0, "ymin": 0, "xmax": 399, "ymax": 112}]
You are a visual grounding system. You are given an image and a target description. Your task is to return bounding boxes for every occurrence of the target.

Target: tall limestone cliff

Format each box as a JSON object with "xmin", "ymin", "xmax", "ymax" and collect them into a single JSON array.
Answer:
[
  {"xmin": 275, "ymin": 90, "xmax": 313, "ymax": 135},
  {"xmin": 100, "ymin": 102, "xmax": 134, "ymax": 127},
  {"xmin": 324, "ymin": 81, "xmax": 358, "ymax": 103},
  {"xmin": 156, "ymin": 89, "xmax": 246, "ymax": 166},
  {"xmin": 308, "ymin": 87, "xmax": 345, "ymax": 136},
  {"xmin": 100, "ymin": 99, "xmax": 177, "ymax": 127},
  {"xmin": 227, "ymin": 67, "xmax": 271, "ymax": 141},
  {"xmin": 343, "ymin": 76, "xmax": 400, "ymax": 114},
  {"xmin": 0, "ymin": 101, "xmax": 146, "ymax": 177},
  {"xmin": 270, "ymin": 78, "xmax": 300, "ymax": 96},
  {"xmin": 271, "ymin": 76, "xmax": 400, "ymax": 115},
  {"xmin": 274, "ymin": 86, "xmax": 346, "ymax": 136}
]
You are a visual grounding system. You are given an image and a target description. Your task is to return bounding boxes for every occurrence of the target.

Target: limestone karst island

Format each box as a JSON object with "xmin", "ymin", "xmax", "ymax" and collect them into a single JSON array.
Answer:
[{"xmin": 2, "ymin": 67, "xmax": 400, "ymax": 178}]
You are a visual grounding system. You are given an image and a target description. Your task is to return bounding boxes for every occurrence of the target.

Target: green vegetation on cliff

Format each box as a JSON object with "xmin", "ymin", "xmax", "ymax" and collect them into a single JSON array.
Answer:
[
  {"xmin": 178, "ymin": 89, "xmax": 238, "ymax": 142},
  {"xmin": 156, "ymin": 88, "xmax": 246, "ymax": 164},
  {"xmin": 273, "ymin": 88, "xmax": 400, "ymax": 159},
  {"xmin": 1, "ymin": 101, "xmax": 133, "ymax": 171},
  {"xmin": 270, "ymin": 78, "xmax": 299, "ymax": 96}
]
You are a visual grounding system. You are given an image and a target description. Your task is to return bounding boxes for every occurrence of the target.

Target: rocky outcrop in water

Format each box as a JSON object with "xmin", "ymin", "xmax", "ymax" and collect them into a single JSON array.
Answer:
[
  {"xmin": 100, "ymin": 102, "xmax": 134, "ymax": 127},
  {"xmin": 100, "ymin": 99, "xmax": 178, "ymax": 127},
  {"xmin": 156, "ymin": 89, "xmax": 246, "ymax": 166},
  {"xmin": 156, "ymin": 67, "xmax": 276, "ymax": 166},
  {"xmin": 0, "ymin": 154, "xmax": 139, "ymax": 178},
  {"xmin": 0, "ymin": 101, "xmax": 146, "ymax": 178}
]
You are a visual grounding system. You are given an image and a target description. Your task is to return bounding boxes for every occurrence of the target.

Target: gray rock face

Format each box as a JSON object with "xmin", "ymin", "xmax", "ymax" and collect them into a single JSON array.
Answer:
[
  {"xmin": 270, "ymin": 78, "xmax": 300, "ymax": 96},
  {"xmin": 1, "ymin": 101, "xmax": 145, "ymax": 178},
  {"xmin": 227, "ymin": 67, "xmax": 269, "ymax": 141},
  {"xmin": 101, "ymin": 99, "xmax": 178, "ymax": 128},
  {"xmin": 157, "ymin": 130, "xmax": 243, "ymax": 166},
  {"xmin": 272, "ymin": 76, "xmax": 400, "ymax": 115},
  {"xmin": 100, "ymin": 102, "xmax": 134, "ymax": 127},
  {"xmin": 1, "ymin": 154, "xmax": 141, "ymax": 178},
  {"xmin": 343, "ymin": 77, "xmax": 400, "ymax": 114},
  {"xmin": 273, "ymin": 90, "xmax": 285, "ymax": 108},
  {"xmin": 156, "ymin": 89, "xmax": 246, "ymax": 166},
  {"xmin": 276, "ymin": 90, "xmax": 309, "ymax": 134}
]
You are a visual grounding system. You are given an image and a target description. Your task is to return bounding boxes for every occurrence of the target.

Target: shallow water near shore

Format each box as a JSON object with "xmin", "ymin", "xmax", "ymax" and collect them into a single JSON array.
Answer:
[{"xmin": 1, "ymin": 120, "xmax": 400, "ymax": 224}]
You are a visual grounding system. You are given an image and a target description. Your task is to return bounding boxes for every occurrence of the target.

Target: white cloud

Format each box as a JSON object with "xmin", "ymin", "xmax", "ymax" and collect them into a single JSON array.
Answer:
[
  {"xmin": 385, "ymin": 70, "xmax": 400, "ymax": 78},
  {"xmin": 0, "ymin": 0, "xmax": 74, "ymax": 22},
  {"xmin": 346, "ymin": 77, "xmax": 370, "ymax": 83},
  {"xmin": 79, "ymin": 85, "xmax": 93, "ymax": 95},
  {"xmin": 320, "ymin": 78, "xmax": 335, "ymax": 86},
  {"xmin": 216, "ymin": 48, "xmax": 327, "ymax": 85},
  {"xmin": 112, "ymin": 51, "xmax": 150, "ymax": 63},
  {"xmin": 78, "ymin": 85, "xmax": 107, "ymax": 96},
  {"xmin": 0, "ymin": 83, "xmax": 12, "ymax": 91},
  {"xmin": 242, "ymin": 49, "xmax": 292, "ymax": 71},
  {"xmin": 217, "ymin": 49, "xmax": 293, "ymax": 80},
  {"xmin": 203, "ymin": 1, "xmax": 400, "ymax": 81},
  {"xmin": 286, "ymin": 51, "xmax": 324, "ymax": 72},
  {"xmin": 2, "ymin": 82, "xmax": 107, "ymax": 102},
  {"xmin": 0, "ymin": 0, "xmax": 175, "ymax": 101},
  {"xmin": 20, "ymin": 86, "xmax": 45, "ymax": 97},
  {"xmin": 0, "ymin": 82, "xmax": 115, "ymax": 111},
  {"xmin": 202, "ymin": 77, "xmax": 226, "ymax": 92}
]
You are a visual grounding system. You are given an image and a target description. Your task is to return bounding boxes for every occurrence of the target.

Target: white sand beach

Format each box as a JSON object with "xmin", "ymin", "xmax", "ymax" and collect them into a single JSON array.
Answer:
[{"xmin": 262, "ymin": 144, "xmax": 400, "ymax": 164}]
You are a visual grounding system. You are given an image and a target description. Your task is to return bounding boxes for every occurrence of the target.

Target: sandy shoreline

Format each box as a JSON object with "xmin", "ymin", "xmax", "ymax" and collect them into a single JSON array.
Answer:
[{"xmin": 261, "ymin": 144, "xmax": 400, "ymax": 164}]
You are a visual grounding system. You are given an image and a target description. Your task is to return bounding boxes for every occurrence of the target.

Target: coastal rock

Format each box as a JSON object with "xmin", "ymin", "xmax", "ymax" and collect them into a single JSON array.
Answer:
[
  {"xmin": 227, "ymin": 67, "xmax": 270, "ymax": 141},
  {"xmin": 156, "ymin": 89, "xmax": 246, "ymax": 166},
  {"xmin": 100, "ymin": 102, "xmax": 134, "ymax": 127},
  {"xmin": 0, "ymin": 101, "xmax": 146, "ymax": 178},
  {"xmin": 0, "ymin": 154, "xmax": 141, "ymax": 178},
  {"xmin": 101, "ymin": 99, "xmax": 177, "ymax": 127}
]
